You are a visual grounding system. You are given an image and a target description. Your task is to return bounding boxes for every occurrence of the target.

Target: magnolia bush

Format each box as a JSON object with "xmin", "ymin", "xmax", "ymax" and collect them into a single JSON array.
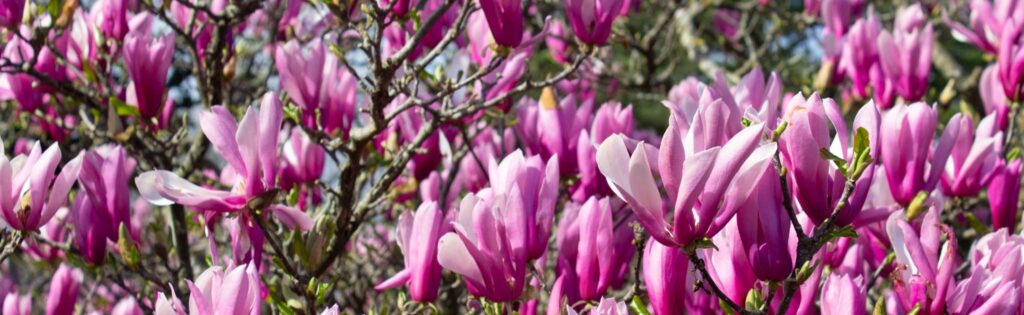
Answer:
[{"xmin": 0, "ymin": 0, "xmax": 1022, "ymax": 314}]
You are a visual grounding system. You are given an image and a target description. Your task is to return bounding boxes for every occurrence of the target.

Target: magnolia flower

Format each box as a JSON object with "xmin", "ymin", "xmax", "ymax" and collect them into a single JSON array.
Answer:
[
  {"xmin": 72, "ymin": 145, "xmax": 135, "ymax": 263},
  {"xmin": 565, "ymin": 297, "xmax": 629, "ymax": 315},
  {"xmin": 597, "ymin": 120, "xmax": 775, "ymax": 247},
  {"xmin": 111, "ymin": 297, "xmax": 144, "ymax": 315},
  {"xmin": 279, "ymin": 128, "xmax": 326, "ymax": 209},
  {"xmin": 374, "ymin": 201, "xmax": 447, "ymax": 302},
  {"xmin": 564, "ymin": 0, "xmax": 626, "ymax": 45},
  {"xmin": 999, "ymin": 17, "xmax": 1024, "ymax": 101},
  {"xmin": 946, "ymin": 0, "xmax": 1024, "ymax": 54},
  {"xmin": 2, "ymin": 292, "xmax": 30, "ymax": 315},
  {"xmin": 2, "ymin": 33, "xmax": 65, "ymax": 112},
  {"xmin": 980, "ymin": 65, "xmax": 1012, "ymax": 130},
  {"xmin": 549, "ymin": 197, "xmax": 634, "ymax": 314},
  {"xmin": 46, "ymin": 265, "xmax": 81, "ymax": 315},
  {"xmin": 0, "ymin": 140, "xmax": 83, "ymax": 231},
  {"xmin": 123, "ymin": 14, "xmax": 175, "ymax": 130},
  {"xmin": 840, "ymin": 8, "xmax": 883, "ymax": 99},
  {"xmin": 479, "ymin": 0, "xmax": 524, "ymax": 47},
  {"xmin": 940, "ymin": 114, "xmax": 1002, "ymax": 197},
  {"xmin": 0, "ymin": 0, "xmax": 25, "ymax": 30},
  {"xmin": 275, "ymin": 40, "xmax": 358, "ymax": 137},
  {"xmin": 948, "ymin": 229, "xmax": 1024, "ymax": 314},
  {"xmin": 988, "ymin": 159, "xmax": 1022, "ymax": 231},
  {"xmin": 153, "ymin": 263, "xmax": 262, "ymax": 315},
  {"xmin": 642, "ymin": 239, "xmax": 689, "ymax": 315},
  {"xmin": 821, "ymin": 273, "xmax": 867, "ymax": 315},
  {"xmin": 886, "ymin": 208, "xmax": 957, "ymax": 314},
  {"xmin": 780, "ymin": 95, "xmax": 880, "ymax": 226},
  {"xmin": 516, "ymin": 88, "xmax": 593, "ymax": 175},
  {"xmin": 92, "ymin": 0, "xmax": 130, "ymax": 40},
  {"xmin": 877, "ymin": 4, "xmax": 932, "ymax": 103},
  {"xmin": 736, "ymin": 166, "xmax": 792, "ymax": 281},
  {"xmin": 437, "ymin": 192, "xmax": 529, "ymax": 302},
  {"xmin": 880, "ymin": 103, "xmax": 958, "ymax": 206},
  {"xmin": 137, "ymin": 93, "xmax": 313, "ymax": 264}
]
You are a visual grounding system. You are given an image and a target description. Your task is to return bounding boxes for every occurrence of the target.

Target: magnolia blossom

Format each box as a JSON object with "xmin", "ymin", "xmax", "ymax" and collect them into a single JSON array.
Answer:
[
  {"xmin": 877, "ymin": 4, "xmax": 932, "ymax": 103},
  {"xmin": 479, "ymin": 0, "xmax": 524, "ymax": 47},
  {"xmin": 0, "ymin": 140, "xmax": 83, "ymax": 231},
  {"xmin": 564, "ymin": 0, "xmax": 626, "ymax": 45},
  {"xmin": 0, "ymin": 0, "xmax": 25, "ymax": 30},
  {"xmin": 154, "ymin": 263, "xmax": 262, "ymax": 315},
  {"xmin": 72, "ymin": 145, "xmax": 135, "ymax": 263},
  {"xmin": 886, "ymin": 208, "xmax": 958, "ymax": 314},
  {"xmin": 881, "ymin": 103, "xmax": 958, "ymax": 206},
  {"xmin": 597, "ymin": 121, "xmax": 775, "ymax": 247},
  {"xmin": 123, "ymin": 14, "xmax": 175, "ymax": 129},
  {"xmin": 137, "ymin": 93, "xmax": 313, "ymax": 264},
  {"xmin": 374, "ymin": 201, "xmax": 447, "ymax": 302}
]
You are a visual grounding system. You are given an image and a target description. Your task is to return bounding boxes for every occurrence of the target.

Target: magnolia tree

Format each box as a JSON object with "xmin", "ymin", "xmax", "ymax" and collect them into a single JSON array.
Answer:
[{"xmin": 0, "ymin": 0, "xmax": 1022, "ymax": 313}]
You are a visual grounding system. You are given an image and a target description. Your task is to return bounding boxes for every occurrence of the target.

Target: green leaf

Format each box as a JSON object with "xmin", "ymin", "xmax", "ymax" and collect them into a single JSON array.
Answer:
[
  {"xmin": 853, "ymin": 127, "xmax": 870, "ymax": 157},
  {"xmin": 873, "ymin": 297, "xmax": 887, "ymax": 315},
  {"xmin": 824, "ymin": 226, "xmax": 860, "ymax": 243},
  {"xmin": 630, "ymin": 296, "xmax": 653, "ymax": 315},
  {"xmin": 118, "ymin": 224, "xmax": 140, "ymax": 268},
  {"xmin": 964, "ymin": 212, "xmax": 992, "ymax": 235},
  {"xmin": 905, "ymin": 192, "xmax": 929, "ymax": 221},
  {"xmin": 48, "ymin": 0, "xmax": 64, "ymax": 20},
  {"xmin": 109, "ymin": 97, "xmax": 140, "ymax": 117},
  {"xmin": 691, "ymin": 237, "xmax": 719, "ymax": 251},
  {"xmin": 1007, "ymin": 147, "xmax": 1021, "ymax": 162},
  {"xmin": 907, "ymin": 303, "xmax": 922, "ymax": 315},
  {"xmin": 745, "ymin": 287, "xmax": 766, "ymax": 311},
  {"xmin": 820, "ymin": 148, "xmax": 848, "ymax": 176}
]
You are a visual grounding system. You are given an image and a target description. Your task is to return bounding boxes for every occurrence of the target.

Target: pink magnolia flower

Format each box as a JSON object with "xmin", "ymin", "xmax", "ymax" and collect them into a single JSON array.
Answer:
[
  {"xmin": 46, "ymin": 265, "xmax": 82, "ymax": 315},
  {"xmin": 437, "ymin": 151, "xmax": 558, "ymax": 302},
  {"xmin": 136, "ymin": 93, "xmax": 313, "ymax": 264},
  {"xmin": 374, "ymin": 201, "xmax": 447, "ymax": 302},
  {"xmin": 0, "ymin": 140, "xmax": 83, "ymax": 231},
  {"xmin": 564, "ymin": 0, "xmax": 625, "ymax": 45},
  {"xmin": 91, "ymin": 0, "xmax": 130, "ymax": 41},
  {"xmin": 153, "ymin": 263, "xmax": 263, "ymax": 315},
  {"xmin": 515, "ymin": 89, "xmax": 593, "ymax": 175},
  {"xmin": 642, "ymin": 239, "xmax": 689, "ymax": 315},
  {"xmin": 980, "ymin": 64, "xmax": 1012, "ymax": 130},
  {"xmin": 948, "ymin": 229, "xmax": 1024, "ymax": 314},
  {"xmin": 713, "ymin": 8, "xmax": 741, "ymax": 39},
  {"xmin": 565, "ymin": 297, "xmax": 629, "ymax": 315},
  {"xmin": 479, "ymin": 0, "xmax": 524, "ymax": 47},
  {"xmin": 124, "ymin": 14, "xmax": 175, "ymax": 130},
  {"xmin": 988, "ymin": 159, "xmax": 1022, "ymax": 231},
  {"xmin": 940, "ymin": 114, "xmax": 1002, "ymax": 197},
  {"xmin": 998, "ymin": 17, "xmax": 1024, "ymax": 101},
  {"xmin": 880, "ymin": 103, "xmax": 958, "ymax": 206},
  {"xmin": 820, "ymin": 0, "xmax": 865, "ymax": 38},
  {"xmin": 2, "ymin": 32, "xmax": 66, "ymax": 112},
  {"xmin": 549, "ymin": 197, "xmax": 634, "ymax": 314},
  {"xmin": 820, "ymin": 273, "xmax": 867, "ymax": 315},
  {"xmin": 72, "ymin": 145, "xmax": 135, "ymax": 263},
  {"xmin": 546, "ymin": 20, "xmax": 570, "ymax": 64},
  {"xmin": 110, "ymin": 297, "xmax": 143, "ymax": 315},
  {"xmin": 597, "ymin": 120, "xmax": 775, "ymax": 247},
  {"xmin": 279, "ymin": 128, "xmax": 325, "ymax": 209},
  {"xmin": 780, "ymin": 95, "xmax": 880, "ymax": 226},
  {"xmin": 2, "ymin": 292, "xmax": 30, "ymax": 315},
  {"xmin": 0, "ymin": 0, "xmax": 25, "ymax": 29},
  {"xmin": 736, "ymin": 165, "xmax": 792, "ymax": 281},
  {"xmin": 877, "ymin": 4, "xmax": 932, "ymax": 103},
  {"xmin": 839, "ymin": 8, "xmax": 883, "ymax": 99},
  {"xmin": 886, "ymin": 208, "xmax": 958, "ymax": 315},
  {"xmin": 946, "ymin": 0, "xmax": 1024, "ymax": 54},
  {"xmin": 275, "ymin": 39, "xmax": 359, "ymax": 137}
]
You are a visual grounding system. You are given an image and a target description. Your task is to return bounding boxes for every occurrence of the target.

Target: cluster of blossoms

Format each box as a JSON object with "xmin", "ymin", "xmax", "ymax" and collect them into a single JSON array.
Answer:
[{"xmin": 0, "ymin": 0, "xmax": 1022, "ymax": 314}]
